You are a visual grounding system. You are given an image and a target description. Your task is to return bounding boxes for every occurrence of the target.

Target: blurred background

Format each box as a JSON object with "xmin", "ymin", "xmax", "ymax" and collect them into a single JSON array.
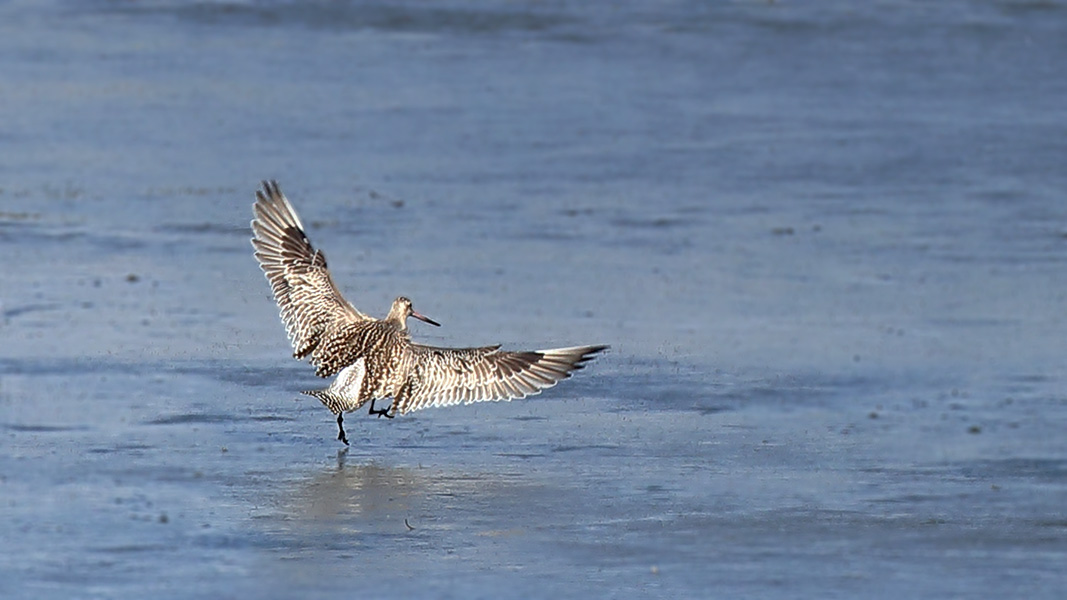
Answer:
[{"xmin": 1, "ymin": 1, "xmax": 1065, "ymax": 598}]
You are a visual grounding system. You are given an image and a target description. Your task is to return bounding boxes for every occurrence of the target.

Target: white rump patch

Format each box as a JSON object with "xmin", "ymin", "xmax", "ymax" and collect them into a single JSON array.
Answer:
[{"xmin": 327, "ymin": 358, "xmax": 366, "ymax": 400}]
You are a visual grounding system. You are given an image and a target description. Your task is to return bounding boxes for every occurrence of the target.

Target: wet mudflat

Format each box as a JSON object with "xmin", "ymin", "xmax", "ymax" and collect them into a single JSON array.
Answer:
[{"xmin": 2, "ymin": 1, "xmax": 1066, "ymax": 598}]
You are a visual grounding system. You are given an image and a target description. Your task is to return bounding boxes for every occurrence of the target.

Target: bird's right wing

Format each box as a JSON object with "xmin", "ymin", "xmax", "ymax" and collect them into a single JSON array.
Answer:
[
  {"xmin": 395, "ymin": 344, "xmax": 608, "ymax": 414},
  {"xmin": 251, "ymin": 180, "xmax": 369, "ymax": 371}
]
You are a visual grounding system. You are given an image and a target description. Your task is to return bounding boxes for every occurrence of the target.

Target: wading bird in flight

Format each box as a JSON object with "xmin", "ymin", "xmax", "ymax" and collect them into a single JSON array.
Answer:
[{"xmin": 251, "ymin": 181, "xmax": 607, "ymax": 444}]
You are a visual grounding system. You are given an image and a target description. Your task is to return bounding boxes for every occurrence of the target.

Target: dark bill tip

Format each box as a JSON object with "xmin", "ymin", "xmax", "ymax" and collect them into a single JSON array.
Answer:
[{"xmin": 412, "ymin": 311, "xmax": 441, "ymax": 327}]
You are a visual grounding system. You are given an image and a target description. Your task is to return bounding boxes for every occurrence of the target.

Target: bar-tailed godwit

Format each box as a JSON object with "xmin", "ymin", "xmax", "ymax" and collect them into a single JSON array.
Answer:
[{"xmin": 251, "ymin": 181, "xmax": 607, "ymax": 444}]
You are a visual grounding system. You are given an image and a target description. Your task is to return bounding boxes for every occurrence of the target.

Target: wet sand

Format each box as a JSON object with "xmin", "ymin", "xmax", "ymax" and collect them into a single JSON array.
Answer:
[{"xmin": 2, "ymin": 1, "xmax": 1066, "ymax": 598}]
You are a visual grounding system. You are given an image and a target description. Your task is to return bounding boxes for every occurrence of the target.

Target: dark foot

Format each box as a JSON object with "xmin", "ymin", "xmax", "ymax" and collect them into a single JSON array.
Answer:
[
  {"xmin": 368, "ymin": 399, "xmax": 395, "ymax": 419},
  {"xmin": 369, "ymin": 406, "xmax": 395, "ymax": 419},
  {"xmin": 336, "ymin": 414, "xmax": 349, "ymax": 446}
]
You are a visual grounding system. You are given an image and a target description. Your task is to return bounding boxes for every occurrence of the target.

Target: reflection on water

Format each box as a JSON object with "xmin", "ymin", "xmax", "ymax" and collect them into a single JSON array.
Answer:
[
  {"xmin": 261, "ymin": 448, "xmax": 536, "ymax": 555},
  {"xmin": 245, "ymin": 450, "xmax": 577, "ymax": 597},
  {"xmin": 283, "ymin": 449, "xmax": 428, "ymax": 525}
]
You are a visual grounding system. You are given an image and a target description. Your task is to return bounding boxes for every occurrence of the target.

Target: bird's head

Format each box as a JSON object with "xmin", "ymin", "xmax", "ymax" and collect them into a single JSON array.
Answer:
[{"xmin": 388, "ymin": 296, "xmax": 440, "ymax": 330}]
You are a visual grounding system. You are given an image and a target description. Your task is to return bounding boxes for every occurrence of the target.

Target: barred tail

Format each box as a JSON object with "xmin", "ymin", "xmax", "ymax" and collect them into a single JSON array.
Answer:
[{"xmin": 302, "ymin": 389, "xmax": 347, "ymax": 415}]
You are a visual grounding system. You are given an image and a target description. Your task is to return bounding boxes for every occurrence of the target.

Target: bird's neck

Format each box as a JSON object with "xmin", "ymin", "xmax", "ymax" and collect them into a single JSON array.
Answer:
[{"xmin": 384, "ymin": 313, "xmax": 407, "ymax": 332}]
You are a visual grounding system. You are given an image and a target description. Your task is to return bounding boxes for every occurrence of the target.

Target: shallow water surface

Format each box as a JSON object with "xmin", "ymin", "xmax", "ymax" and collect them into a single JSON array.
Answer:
[{"xmin": 2, "ymin": 1, "xmax": 1066, "ymax": 598}]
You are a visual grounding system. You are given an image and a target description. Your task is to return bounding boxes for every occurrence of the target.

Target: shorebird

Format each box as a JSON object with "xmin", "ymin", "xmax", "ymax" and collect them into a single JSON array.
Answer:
[{"xmin": 251, "ymin": 180, "xmax": 607, "ymax": 444}]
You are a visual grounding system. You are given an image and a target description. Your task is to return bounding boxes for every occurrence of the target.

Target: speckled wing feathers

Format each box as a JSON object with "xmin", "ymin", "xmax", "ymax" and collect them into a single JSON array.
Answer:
[
  {"xmin": 251, "ymin": 180, "xmax": 370, "ymax": 377},
  {"xmin": 394, "ymin": 344, "xmax": 608, "ymax": 414},
  {"xmin": 251, "ymin": 180, "xmax": 608, "ymax": 423}
]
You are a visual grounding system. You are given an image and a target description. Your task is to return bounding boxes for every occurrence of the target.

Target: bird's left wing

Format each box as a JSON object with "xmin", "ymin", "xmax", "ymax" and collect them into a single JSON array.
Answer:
[{"xmin": 394, "ymin": 344, "xmax": 607, "ymax": 414}]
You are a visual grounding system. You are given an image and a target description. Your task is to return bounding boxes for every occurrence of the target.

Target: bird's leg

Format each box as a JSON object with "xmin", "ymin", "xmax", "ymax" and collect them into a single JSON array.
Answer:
[
  {"xmin": 336, "ymin": 413, "xmax": 349, "ymax": 446},
  {"xmin": 367, "ymin": 398, "xmax": 395, "ymax": 419}
]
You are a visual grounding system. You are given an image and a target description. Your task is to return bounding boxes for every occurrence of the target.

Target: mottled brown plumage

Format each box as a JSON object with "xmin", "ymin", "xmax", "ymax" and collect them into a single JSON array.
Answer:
[{"xmin": 251, "ymin": 180, "xmax": 607, "ymax": 444}]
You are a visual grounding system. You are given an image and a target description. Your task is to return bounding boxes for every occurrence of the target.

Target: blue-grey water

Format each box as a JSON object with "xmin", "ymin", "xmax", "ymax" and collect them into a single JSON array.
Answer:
[{"xmin": 2, "ymin": 1, "xmax": 1066, "ymax": 598}]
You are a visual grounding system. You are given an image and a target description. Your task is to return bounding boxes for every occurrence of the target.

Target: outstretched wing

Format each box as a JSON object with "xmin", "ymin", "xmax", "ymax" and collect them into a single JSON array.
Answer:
[
  {"xmin": 395, "ymin": 344, "xmax": 608, "ymax": 414},
  {"xmin": 251, "ymin": 180, "xmax": 369, "ymax": 370}
]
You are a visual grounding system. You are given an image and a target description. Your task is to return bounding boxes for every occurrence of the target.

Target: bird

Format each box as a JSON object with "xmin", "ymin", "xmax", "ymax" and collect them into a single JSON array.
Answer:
[{"xmin": 250, "ymin": 180, "xmax": 607, "ymax": 445}]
